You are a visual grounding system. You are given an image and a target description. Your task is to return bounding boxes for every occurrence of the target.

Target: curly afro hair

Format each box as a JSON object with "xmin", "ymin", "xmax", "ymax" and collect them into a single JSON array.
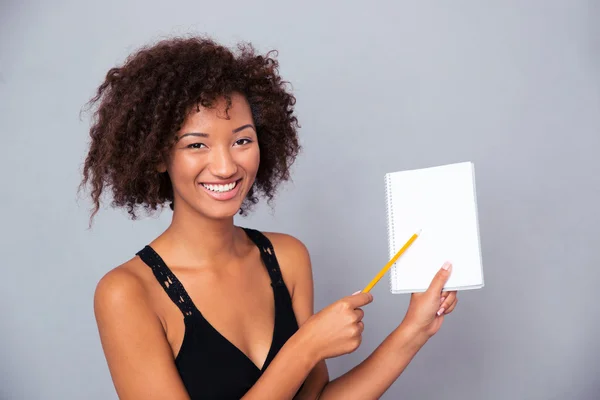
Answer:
[{"xmin": 80, "ymin": 36, "xmax": 300, "ymax": 222}]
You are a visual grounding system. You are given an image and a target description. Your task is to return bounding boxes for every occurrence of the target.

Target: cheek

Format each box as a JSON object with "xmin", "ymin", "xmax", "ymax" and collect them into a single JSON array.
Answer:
[
  {"xmin": 244, "ymin": 147, "xmax": 260, "ymax": 175},
  {"xmin": 168, "ymin": 153, "xmax": 205, "ymax": 182}
]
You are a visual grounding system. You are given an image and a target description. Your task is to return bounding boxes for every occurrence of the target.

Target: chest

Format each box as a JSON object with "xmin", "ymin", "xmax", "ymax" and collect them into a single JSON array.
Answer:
[{"xmin": 158, "ymin": 256, "xmax": 277, "ymax": 370}]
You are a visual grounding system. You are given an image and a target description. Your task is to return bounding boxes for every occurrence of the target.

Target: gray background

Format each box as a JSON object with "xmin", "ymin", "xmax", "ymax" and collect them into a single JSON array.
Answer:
[{"xmin": 1, "ymin": 0, "xmax": 599, "ymax": 399}]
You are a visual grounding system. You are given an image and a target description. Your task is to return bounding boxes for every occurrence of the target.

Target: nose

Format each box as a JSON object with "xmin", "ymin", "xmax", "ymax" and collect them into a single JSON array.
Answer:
[{"xmin": 208, "ymin": 145, "xmax": 238, "ymax": 178}]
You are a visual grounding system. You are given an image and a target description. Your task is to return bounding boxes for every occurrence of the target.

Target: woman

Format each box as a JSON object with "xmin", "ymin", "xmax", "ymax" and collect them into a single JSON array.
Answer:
[{"xmin": 83, "ymin": 36, "xmax": 458, "ymax": 399}]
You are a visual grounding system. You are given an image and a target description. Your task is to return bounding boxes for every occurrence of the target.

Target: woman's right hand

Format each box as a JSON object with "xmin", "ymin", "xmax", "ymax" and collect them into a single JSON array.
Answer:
[{"xmin": 299, "ymin": 291, "xmax": 374, "ymax": 362}]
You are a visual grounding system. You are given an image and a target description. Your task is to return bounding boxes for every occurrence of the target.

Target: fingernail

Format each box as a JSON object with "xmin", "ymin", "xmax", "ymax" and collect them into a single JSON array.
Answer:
[
  {"xmin": 352, "ymin": 290, "xmax": 361, "ymax": 295},
  {"xmin": 440, "ymin": 297, "xmax": 446, "ymax": 304},
  {"xmin": 442, "ymin": 262, "xmax": 451, "ymax": 271},
  {"xmin": 436, "ymin": 307, "xmax": 445, "ymax": 316}
]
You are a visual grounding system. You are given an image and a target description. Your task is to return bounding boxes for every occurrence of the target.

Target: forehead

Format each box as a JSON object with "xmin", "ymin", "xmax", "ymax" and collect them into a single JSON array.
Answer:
[{"xmin": 181, "ymin": 93, "xmax": 254, "ymax": 132}]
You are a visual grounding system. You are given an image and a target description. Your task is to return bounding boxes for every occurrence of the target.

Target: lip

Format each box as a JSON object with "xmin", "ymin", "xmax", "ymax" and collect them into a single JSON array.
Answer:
[{"xmin": 198, "ymin": 178, "xmax": 242, "ymax": 201}]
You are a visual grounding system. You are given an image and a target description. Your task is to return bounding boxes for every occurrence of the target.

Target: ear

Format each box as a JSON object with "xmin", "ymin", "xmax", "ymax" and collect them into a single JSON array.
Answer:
[{"xmin": 156, "ymin": 152, "xmax": 168, "ymax": 173}]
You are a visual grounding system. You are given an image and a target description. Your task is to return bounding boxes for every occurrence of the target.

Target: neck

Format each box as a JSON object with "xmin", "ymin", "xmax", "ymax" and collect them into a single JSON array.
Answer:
[{"xmin": 156, "ymin": 205, "xmax": 241, "ymax": 268}]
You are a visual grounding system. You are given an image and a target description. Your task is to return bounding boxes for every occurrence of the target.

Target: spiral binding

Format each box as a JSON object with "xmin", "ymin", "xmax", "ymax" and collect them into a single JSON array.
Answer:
[{"xmin": 384, "ymin": 173, "xmax": 397, "ymax": 294}]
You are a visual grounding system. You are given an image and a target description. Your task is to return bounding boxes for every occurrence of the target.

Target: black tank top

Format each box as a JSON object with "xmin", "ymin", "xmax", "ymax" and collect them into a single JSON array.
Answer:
[{"xmin": 136, "ymin": 228, "xmax": 303, "ymax": 399}]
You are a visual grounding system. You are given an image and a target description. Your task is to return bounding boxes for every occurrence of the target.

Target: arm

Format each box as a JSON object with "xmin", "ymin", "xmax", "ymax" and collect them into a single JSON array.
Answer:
[
  {"xmin": 318, "ymin": 264, "xmax": 455, "ymax": 400},
  {"xmin": 318, "ymin": 323, "xmax": 427, "ymax": 399},
  {"xmin": 94, "ymin": 267, "xmax": 191, "ymax": 400},
  {"xmin": 264, "ymin": 234, "xmax": 457, "ymax": 400},
  {"xmin": 239, "ymin": 329, "xmax": 321, "ymax": 399},
  {"xmin": 247, "ymin": 233, "xmax": 419, "ymax": 400}
]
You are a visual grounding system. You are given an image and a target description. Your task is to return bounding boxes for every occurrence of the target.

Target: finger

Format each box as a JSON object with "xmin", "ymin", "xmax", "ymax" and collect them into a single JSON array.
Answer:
[
  {"xmin": 440, "ymin": 291, "xmax": 457, "ymax": 310},
  {"xmin": 445, "ymin": 297, "xmax": 458, "ymax": 314},
  {"xmin": 357, "ymin": 321, "xmax": 364, "ymax": 334},
  {"xmin": 426, "ymin": 262, "xmax": 452, "ymax": 297},
  {"xmin": 354, "ymin": 308, "xmax": 364, "ymax": 322},
  {"xmin": 347, "ymin": 292, "xmax": 373, "ymax": 308},
  {"xmin": 441, "ymin": 291, "xmax": 449, "ymax": 303}
]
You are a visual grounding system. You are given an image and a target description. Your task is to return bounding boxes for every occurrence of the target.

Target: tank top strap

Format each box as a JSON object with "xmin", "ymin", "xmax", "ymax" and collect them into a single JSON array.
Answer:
[
  {"xmin": 136, "ymin": 245, "xmax": 199, "ymax": 318},
  {"xmin": 242, "ymin": 228, "xmax": 286, "ymax": 288}
]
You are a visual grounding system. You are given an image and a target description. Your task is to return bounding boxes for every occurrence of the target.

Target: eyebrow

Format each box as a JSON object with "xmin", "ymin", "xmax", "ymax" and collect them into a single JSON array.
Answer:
[{"xmin": 177, "ymin": 124, "xmax": 256, "ymax": 141}]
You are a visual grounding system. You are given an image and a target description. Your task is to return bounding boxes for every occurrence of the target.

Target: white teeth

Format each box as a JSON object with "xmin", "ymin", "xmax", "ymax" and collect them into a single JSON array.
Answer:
[{"xmin": 202, "ymin": 181, "xmax": 237, "ymax": 193}]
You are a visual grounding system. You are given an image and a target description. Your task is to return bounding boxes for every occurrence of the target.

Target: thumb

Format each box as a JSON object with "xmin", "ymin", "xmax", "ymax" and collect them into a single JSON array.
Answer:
[
  {"xmin": 426, "ymin": 261, "xmax": 452, "ymax": 296},
  {"xmin": 347, "ymin": 291, "xmax": 373, "ymax": 308}
]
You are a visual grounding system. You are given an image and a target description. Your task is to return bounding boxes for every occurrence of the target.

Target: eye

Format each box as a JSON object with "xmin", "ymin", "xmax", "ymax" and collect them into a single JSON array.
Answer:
[
  {"xmin": 187, "ymin": 143, "xmax": 206, "ymax": 149},
  {"xmin": 234, "ymin": 138, "xmax": 253, "ymax": 146}
]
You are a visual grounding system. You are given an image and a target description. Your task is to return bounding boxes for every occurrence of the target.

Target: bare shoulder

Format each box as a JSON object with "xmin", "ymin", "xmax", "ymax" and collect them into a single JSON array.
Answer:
[
  {"xmin": 262, "ymin": 232, "xmax": 310, "ymax": 260},
  {"xmin": 93, "ymin": 258, "xmax": 190, "ymax": 398},
  {"xmin": 93, "ymin": 257, "xmax": 152, "ymax": 320},
  {"xmin": 261, "ymin": 231, "xmax": 312, "ymax": 272},
  {"xmin": 261, "ymin": 231, "xmax": 313, "ymax": 297}
]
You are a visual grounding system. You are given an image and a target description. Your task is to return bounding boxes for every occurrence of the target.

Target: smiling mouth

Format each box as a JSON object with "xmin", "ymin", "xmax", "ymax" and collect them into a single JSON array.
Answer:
[{"xmin": 199, "ymin": 179, "xmax": 240, "ymax": 193}]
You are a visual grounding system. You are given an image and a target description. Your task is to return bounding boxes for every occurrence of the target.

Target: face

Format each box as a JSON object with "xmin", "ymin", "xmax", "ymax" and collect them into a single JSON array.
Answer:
[{"xmin": 162, "ymin": 92, "xmax": 260, "ymax": 220}]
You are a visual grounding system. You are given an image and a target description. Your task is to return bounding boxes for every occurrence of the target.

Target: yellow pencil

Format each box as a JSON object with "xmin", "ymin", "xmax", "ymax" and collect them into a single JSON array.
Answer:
[{"xmin": 362, "ymin": 230, "xmax": 421, "ymax": 293}]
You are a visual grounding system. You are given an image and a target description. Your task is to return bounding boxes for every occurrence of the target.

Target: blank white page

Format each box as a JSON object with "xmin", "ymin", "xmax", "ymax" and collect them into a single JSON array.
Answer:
[{"xmin": 385, "ymin": 161, "xmax": 484, "ymax": 293}]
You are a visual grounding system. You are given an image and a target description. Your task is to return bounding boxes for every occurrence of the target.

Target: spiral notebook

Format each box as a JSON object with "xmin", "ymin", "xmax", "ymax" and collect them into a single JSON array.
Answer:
[{"xmin": 385, "ymin": 161, "xmax": 484, "ymax": 294}]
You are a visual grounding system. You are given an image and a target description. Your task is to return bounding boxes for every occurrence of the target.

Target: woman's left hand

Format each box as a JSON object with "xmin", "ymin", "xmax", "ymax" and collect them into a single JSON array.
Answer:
[{"xmin": 401, "ymin": 262, "xmax": 458, "ymax": 338}]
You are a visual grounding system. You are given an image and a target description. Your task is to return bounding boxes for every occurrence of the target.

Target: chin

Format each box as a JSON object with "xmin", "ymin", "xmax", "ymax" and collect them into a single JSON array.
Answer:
[{"xmin": 200, "ymin": 203, "xmax": 244, "ymax": 220}]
